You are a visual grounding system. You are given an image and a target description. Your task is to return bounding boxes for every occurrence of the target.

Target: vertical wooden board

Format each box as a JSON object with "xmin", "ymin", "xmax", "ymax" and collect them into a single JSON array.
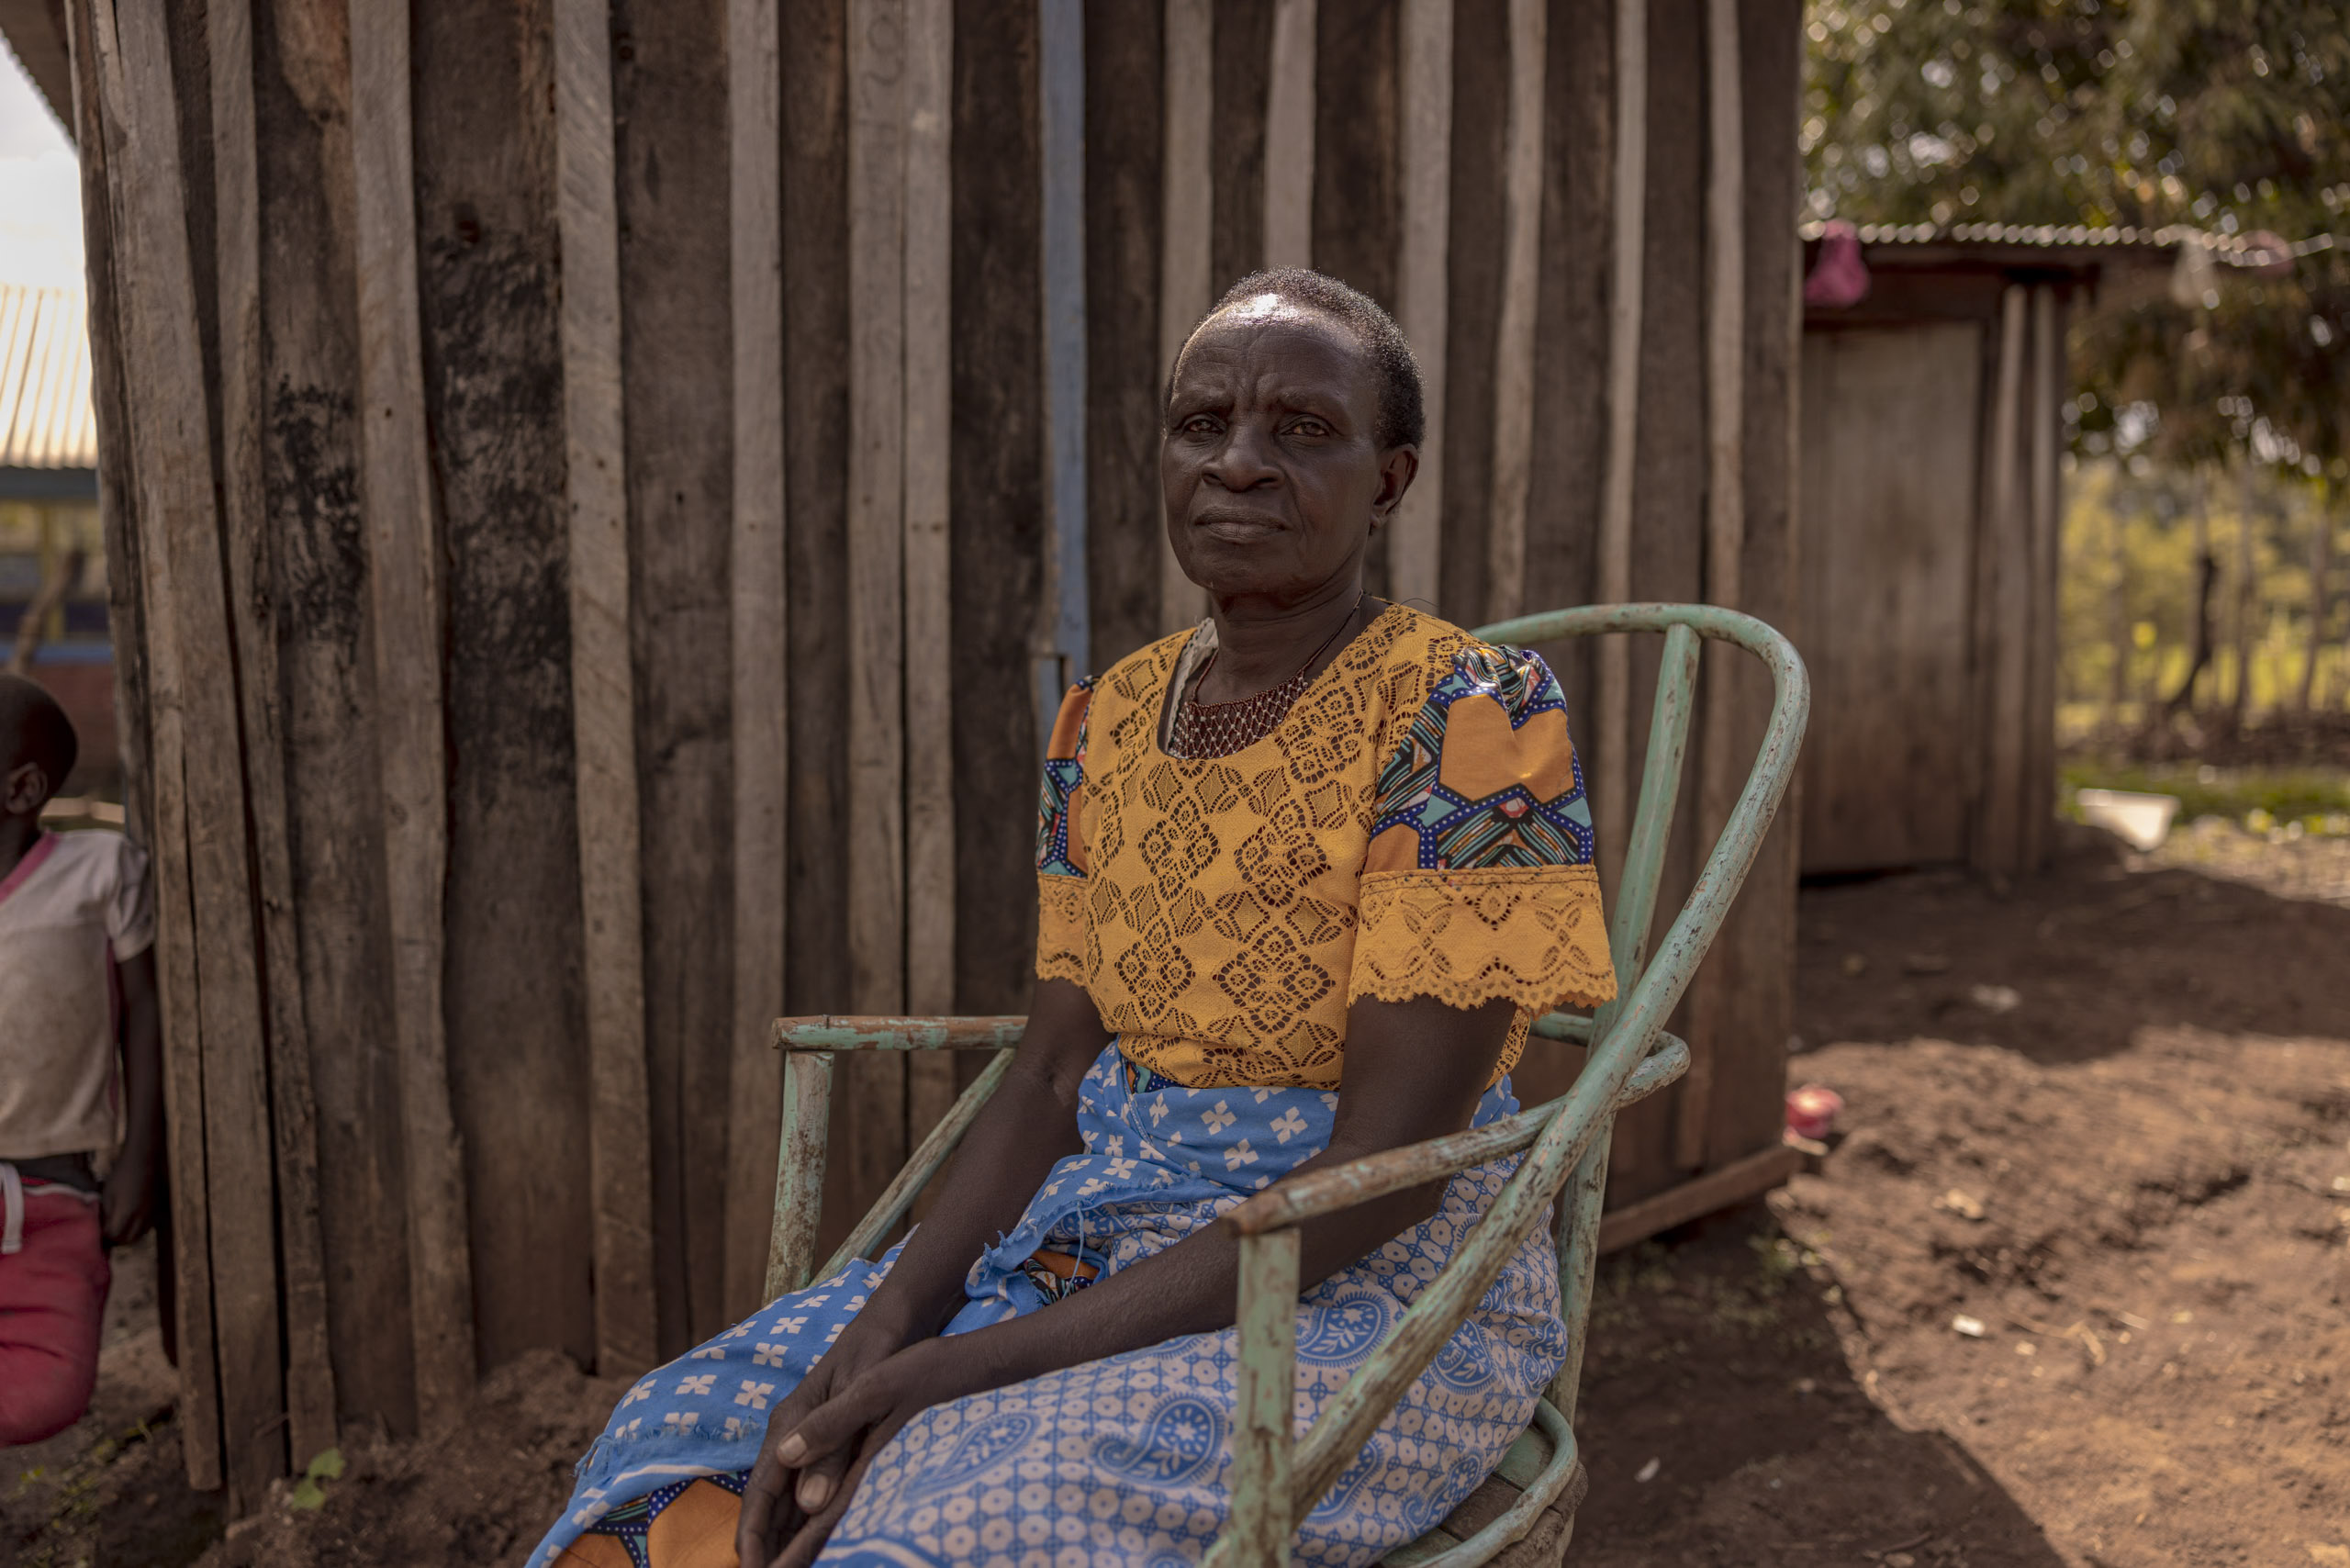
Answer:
[
  {"xmin": 951, "ymin": 0, "xmax": 1045, "ymax": 1021},
  {"xmin": 1387, "ymin": 0, "xmax": 1449, "ymax": 616},
  {"xmin": 1309, "ymin": 0, "xmax": 1395, "ymax": 593},
  {"xmin": 1159, "ymin": 0, "xmax": 1213, "ymax": 636},
  {"xmin": 1795, "ymin": 328, "xmax": 1981, "ymax": 870},
  {"xmin": 845, "ymin": 0, "xmax": 911, "ymax": 1229},
  {"xmin": 1209, "ymin": 0, "xmax": 1270, "ymax": 292},
  {"xmin": 1610, "ymin": 0, "xmax": 1707, "ymax": 1201},
  {"xmin": 349, "ymin": 0, "xmax": 477, "ymax": 1430},
  {"xmin": 1698, "ymin": 0, "xmax": 1804, "ymax": 1175},
  {"xmin": 1261, "ymin": 0, "xmax": 1314, "ymax": 270},
  {"xmin": 1480, "ymin": 0, "xmax": 1544, "ymax": 625},
  {"xmin": 66, "ymin": 1, "xmax": 220, "ymax": 1484},
  {"xmin": 248, "ymin": 0, "xmax": 416, "ymax": 1436},
  {"xmin": 1591, "ymin": 0, "xmax": 1647, "ymax": 880},
  {"xmin": 1971, "ymin": 286, "xmax": 2029, "ymax": 876},
  {"xmin": 778, "ymin": 0, "xmax": 862, "ymax": 1260},
  {"xmin": 1082, "ymin": 0, "xmax": 1161, "ymax": 669},
  {"xmin": 207, "ymin": 0, "xmax": 339, "ymax": 1465},
  {"xmin": 610, "ymin": 0, "xmax": 738, "ymax": 1354},
  {"xmin": 1507, "ymin": 0, "xmax": 1611, "ymax": 1114},
  {"xmin": 2020, "ymin": 286, "xmax": 2062, "ymax": 870},
  {"xmin": 724, "ymin": 0, "xmax": 789, "ymax": 1323},
  {"xmin": 120, "ymin": 0, "xmax": 290, "ymax": 1498},
  {"xmin": 413, "ymin": 0, "xmax": 601, "ymax": 1378},
  {"xmin": 1434, "ymin": 0, "xmax": 1506, "ymax": 623}
]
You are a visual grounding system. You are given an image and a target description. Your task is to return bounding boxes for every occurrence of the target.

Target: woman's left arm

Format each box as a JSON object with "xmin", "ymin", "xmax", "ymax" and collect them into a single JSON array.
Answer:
[{"xmin": 755, "ymin": 991, "xmax": 1515, "ymax": 1566}]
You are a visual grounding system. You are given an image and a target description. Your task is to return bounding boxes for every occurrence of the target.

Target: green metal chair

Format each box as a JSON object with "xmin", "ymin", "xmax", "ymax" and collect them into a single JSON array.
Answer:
[{"xmin": 765, "ymin": 604, "xmax": 1809, "ymax": 1568}]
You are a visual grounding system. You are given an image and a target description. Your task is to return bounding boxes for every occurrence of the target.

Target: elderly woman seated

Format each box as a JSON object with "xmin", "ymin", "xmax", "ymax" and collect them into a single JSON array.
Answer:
[{"xmin": 532, "ymin": 267, "xmax": 1616, "ymax": 1568}]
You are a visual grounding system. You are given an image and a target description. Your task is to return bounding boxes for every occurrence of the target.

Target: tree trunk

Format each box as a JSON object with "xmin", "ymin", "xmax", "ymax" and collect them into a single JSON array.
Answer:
[
  {"xmin": 2299, "ymin": 480, "xmax": 2333, "ymax": 711},
  {"xmin": 2229, "ymin": 460, "xmax": 2256, "ymax": 719},
  {"xmin": 2165, "ymin": 468, "xmax": 2214, "ymax": 715}
]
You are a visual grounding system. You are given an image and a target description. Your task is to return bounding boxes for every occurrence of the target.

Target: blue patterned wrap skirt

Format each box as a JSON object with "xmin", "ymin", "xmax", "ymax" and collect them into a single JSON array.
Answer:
[{"xmin": 531, "ymin": 1044, "xmax": 1569, "ymax": 1568}]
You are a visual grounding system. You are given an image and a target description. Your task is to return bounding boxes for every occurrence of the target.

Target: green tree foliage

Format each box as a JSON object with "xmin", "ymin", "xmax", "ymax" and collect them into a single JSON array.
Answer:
[{"xmin": 1803, "ymin": 0, "xmax": 2348, "ymax": 471}]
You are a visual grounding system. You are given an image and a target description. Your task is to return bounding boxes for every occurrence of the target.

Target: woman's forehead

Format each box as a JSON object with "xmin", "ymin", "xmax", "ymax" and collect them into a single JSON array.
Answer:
[{"xmin": 1175, "ymin": 304, "xmax": 1371, "ymax": 398}]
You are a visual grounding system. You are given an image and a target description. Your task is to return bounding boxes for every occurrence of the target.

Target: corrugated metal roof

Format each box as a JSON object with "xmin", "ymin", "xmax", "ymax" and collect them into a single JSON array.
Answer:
[
  {"xmin": 1799, "ymin": 219, "xmax": 2332, "ymax": 269},
  {"xmin": 0, "ymin": 284, "xmax": 96, "ymax": 471}
]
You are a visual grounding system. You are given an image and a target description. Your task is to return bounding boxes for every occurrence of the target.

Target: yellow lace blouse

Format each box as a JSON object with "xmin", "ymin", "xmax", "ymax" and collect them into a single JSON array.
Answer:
[{"xmin": 1034, "ymin": 604, "xmax": 1614, "ymax": 1089}]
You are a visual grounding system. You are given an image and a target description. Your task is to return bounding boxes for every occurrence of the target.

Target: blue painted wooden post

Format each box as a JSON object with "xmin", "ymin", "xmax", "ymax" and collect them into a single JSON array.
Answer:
[{"xmin": 1036, "ymin": 0, "xmax": 1090, "ymax": 745}]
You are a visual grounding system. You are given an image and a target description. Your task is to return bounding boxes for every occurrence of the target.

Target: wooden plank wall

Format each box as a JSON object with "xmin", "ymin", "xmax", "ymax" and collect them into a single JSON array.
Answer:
[
  {"xmin": 70, "ymin": 0, "xmax": 1806, "ymax": 1490},
  {"xmin": 1796, "ymin": 264, "xmax": 2072, "ymax": 879}
]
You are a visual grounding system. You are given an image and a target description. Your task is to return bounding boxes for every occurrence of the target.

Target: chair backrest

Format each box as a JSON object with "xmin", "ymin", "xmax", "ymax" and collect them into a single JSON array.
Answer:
[{"xmin": 1468, "ymin": 603, "xmax": 1807, "ymax": 1060}]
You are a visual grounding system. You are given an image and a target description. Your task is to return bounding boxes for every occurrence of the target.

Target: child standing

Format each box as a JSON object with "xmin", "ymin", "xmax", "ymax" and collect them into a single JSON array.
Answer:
[{"xmin": 0, "ymin": 672, "xmax": 162, "ymax": 1446}]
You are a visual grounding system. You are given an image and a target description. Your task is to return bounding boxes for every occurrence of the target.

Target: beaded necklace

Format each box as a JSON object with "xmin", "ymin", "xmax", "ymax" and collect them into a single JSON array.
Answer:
[{"xmin": 1167, "ymin": 593, "xmax": 1367, "ymax": 759}]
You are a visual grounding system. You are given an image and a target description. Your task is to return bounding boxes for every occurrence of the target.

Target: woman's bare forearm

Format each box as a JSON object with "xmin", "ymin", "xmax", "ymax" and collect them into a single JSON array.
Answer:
[{"xmin": 842, "ymin": 979, "xmax": 1108, "ymax": 1341}]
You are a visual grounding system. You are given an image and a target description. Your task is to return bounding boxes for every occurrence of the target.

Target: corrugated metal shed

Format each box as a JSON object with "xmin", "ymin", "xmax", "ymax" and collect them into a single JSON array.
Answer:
[{"xmin": 0, "ymin": 284, "xmax": 97, "ymax": 471}]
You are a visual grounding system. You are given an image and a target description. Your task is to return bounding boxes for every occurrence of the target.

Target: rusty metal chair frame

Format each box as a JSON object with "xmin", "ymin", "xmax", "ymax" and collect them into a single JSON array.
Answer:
[{"xmin": 765, "ymin": 604, "xmax": 1809, "ymax": 1568}]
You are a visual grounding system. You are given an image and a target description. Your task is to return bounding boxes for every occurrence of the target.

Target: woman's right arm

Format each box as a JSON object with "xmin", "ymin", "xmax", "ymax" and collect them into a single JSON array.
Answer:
[
  {"xmin": 736, "ymin": 975, "xmax": 1109, "ymax": 1559},
  {"xmin": 827, "ymin": 975, "xmax": 1111, "ymax": 1343}
]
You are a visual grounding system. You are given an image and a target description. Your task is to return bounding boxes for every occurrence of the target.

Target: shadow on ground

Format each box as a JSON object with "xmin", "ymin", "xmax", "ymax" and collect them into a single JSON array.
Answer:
[{"xmin": 1566, "ymin": 1201, "xmax": 2067, "ymax": 1568}]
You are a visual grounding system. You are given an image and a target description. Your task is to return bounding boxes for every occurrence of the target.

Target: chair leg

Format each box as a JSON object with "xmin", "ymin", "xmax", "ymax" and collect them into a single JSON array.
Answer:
[
  {"xmin": 1545, "ymin": 1119, "xmax": 1614, "ymax": 1421},
  {"xmin": 765, "ymin": 1052, "xmax": 834, "ymax": 1301}
]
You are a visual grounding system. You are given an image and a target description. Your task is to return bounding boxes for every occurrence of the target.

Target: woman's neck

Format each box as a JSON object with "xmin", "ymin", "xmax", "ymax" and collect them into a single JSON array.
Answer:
[
  {"xmin": 0, "ymin": 812, "xmax": 42, "ymax": 881},
  {"xmin": 1199, "ymin": 577, "xmax": 1370, "ymax": 703}
]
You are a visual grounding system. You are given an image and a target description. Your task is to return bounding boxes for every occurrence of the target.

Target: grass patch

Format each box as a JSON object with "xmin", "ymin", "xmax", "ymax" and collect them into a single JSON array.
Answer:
[{"xmin": 2060, "ymin": 761, "xmax": 2350, "ymax": 833}]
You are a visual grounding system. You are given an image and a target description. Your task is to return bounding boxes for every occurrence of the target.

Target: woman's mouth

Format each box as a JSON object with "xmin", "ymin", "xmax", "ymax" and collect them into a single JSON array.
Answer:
[{"xmin": 1194, "ymin": 510, "xmax": 1283, "ymax": 543}]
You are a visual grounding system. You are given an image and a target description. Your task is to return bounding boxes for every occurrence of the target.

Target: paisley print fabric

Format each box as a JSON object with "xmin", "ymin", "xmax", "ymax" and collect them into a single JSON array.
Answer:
[
  {"xmin": 532, "ymin": 1045, "xmax": 1569, "ymax": 1568},
  {"xmin": 1033, "ymin": 605, "xmax": 1613, "ymax": 1091}
]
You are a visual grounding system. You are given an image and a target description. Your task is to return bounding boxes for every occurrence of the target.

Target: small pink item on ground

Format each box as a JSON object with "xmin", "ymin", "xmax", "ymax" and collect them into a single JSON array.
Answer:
[
  {"xmin": 1803, "ymin": 219, "xmax": 1871, "ymax": 308},
  {"xmin": 1785, "ymin": 1084, "xmax": 1844, "ymax": 1141}
]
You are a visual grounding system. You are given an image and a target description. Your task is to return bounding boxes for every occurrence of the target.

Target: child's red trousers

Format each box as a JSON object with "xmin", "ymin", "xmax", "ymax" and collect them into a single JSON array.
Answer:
[{"xmin": 0, "ymin": 1178, "xmax": 109, "ymax": 1446}]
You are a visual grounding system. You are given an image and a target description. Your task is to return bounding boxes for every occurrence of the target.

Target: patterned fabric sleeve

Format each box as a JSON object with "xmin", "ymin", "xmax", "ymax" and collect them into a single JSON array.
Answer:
[
  {"xmin": 1349, "ymin": 644, "xmax": 1617, "ymax": 1014},
  {"xmin": 1035, "ymin": 679, "xmax": 1094, "ymax": 984}
]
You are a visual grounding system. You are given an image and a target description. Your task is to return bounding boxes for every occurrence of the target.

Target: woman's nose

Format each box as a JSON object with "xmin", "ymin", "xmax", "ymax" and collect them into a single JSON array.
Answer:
[{"xmin": 1205, "ymin": 417, "xmax": 1281, "ymax": 491}]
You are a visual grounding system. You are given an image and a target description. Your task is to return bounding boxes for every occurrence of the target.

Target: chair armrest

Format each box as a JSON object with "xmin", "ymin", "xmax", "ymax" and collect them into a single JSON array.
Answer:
[
  {"xmin": 771, "ymin": 1014, "xmax": 1026, "ymax": 1051},
  {"xmin": 1220, "ymin": 1028, "xmax": 1687, "ymax": 1238}
]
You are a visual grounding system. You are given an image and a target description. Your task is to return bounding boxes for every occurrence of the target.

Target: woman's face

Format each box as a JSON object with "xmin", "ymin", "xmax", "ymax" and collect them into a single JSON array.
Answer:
[{"xmin": 1161, "ymin": 297, "xmax": 1416, "ymax": 607}]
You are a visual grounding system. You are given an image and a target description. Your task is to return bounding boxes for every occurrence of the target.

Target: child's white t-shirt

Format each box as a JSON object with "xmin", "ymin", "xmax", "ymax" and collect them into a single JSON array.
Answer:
[{"xmin": 0, "ymin": 830, "xmax": 156, "ymax": 1159}]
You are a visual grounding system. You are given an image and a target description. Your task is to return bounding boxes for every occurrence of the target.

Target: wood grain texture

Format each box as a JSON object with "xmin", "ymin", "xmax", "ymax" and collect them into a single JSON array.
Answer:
[
  {"xmin": 1698, "ymin": 0, "xmax": 1805, "ymax": 1182},
  {"xmin": 2021, "ymin": 286, "xmax": 2061, "ymax": 872},
  {"xmin": 414, "ymin": 0, "xmax": 598, "ymax": 1384},
  {"xmin": 1480, "ymin": 0, "xmax": 1544, "ymax": 624},
  {"xmin": 1972, "ymin": 286, "xmax": 2029, "ymax": 876},
  {"xmin": 1081, "ymin": 0, "xmax": 1163, "ymax": 669},
  {"xmin": 248, "ymin": 0, "xmax": 417, "ymax": 1436},
  {"xmin": 349, "ymin": 0, "xmax": 476, "ymax": 1430},
  {"xmin": 845, "ymin": 0, "xmax": 911, "ymax": 1218},
  {"xmin": 1674, "ymin": 0, "xmax": 1744, "ymax": 1170},
  {"xmin": 1261, "ymin": 0, "xmax": 1315, "ymax": 269},
  {"xmin": 1209, "ymin": 0, "xmax": 1270, "ymax": 291},
  {"xmin": 949, "ymin": 0, "xmax": 1046, "ymax": 1025},
  {"xmin": 556, "ymin": 0, "xmax": 658, "ymax": 1371},
  {"xmin": 1388, "ymin": 0, "xmax": 1449, "ymax": 612},
  {"xmin": 204, "ymin": 0, "xmax": 337, "ymax": 1466},
  {"xmin": 725, "ymin": 0, "xmax": 790, "ymax": 1326},
  {"xmin": 1592, "ymin": 0, "xmax": 1646, "ymax": 873},
  {"xmin": 1433, "ymin": 0, "xmax": 1505, "ymax": 623},
  {"xmin": 611, "ymin": 0, "xmax": 737, "ymax": 1353},
  {"xmin": 1158, "ymin": 0, "xmax": 1212, "ymax": 634},
  {"xmin": 109, "ymin": 0, "xmax": 293, "ymax": 1499},
  {"xmin": 73, "ymin": 0, "xmax": 223, "ymax": 1486}
]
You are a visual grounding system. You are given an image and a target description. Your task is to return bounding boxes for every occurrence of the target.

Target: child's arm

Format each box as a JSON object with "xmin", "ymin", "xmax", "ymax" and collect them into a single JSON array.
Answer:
[{"xmin": 101, "ymin": 946, "xmax": 162, "ymax": 1245}]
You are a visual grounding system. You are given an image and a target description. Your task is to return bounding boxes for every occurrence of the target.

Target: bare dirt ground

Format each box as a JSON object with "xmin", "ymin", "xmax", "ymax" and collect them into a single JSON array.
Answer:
[{"xmin": 9, "ymin": 823, "xmax": 2345, "ymax": 1567}]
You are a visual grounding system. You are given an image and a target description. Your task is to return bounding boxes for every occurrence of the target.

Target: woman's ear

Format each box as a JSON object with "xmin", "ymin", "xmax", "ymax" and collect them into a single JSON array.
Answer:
[{"xmin": 1371, "ymin": 444, "xmax": 1420, "ymax": 529}]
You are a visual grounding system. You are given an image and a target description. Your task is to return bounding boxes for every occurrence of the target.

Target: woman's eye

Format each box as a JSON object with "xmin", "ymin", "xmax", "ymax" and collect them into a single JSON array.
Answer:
[
  {"xmin": 1291, "ymin": 419, "xmax": 1330, "ymax": 438},
  {"xmin": 1182, "ymin": 415, "xmax": 1219, "ymax": 435}
]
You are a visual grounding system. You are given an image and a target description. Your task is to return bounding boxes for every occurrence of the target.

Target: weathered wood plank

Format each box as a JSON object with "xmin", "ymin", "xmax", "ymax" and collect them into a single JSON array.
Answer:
[
  {"xmin": 1700, "ymin": 0, "xmax": 1806, "ymax": 1179},
  {"xmin": 1081, "ymin": 0, "xmax": 1163, "ymax": 669},
  {"xmin": 1262, "ymin": 0, "xmax": 1315, "ymax": 270},
  {"xmin": 556, "ymin": 0, "xmax": 659, "ymax": 1371},
  {"xmin": 348, "ymin": 0, "xmax": 476, "ymax": 1429},
  {"xmin": 1209, "ymin": 0, "xmax": 1270, "ymax": 291},
  {"xmin": 1592, "ymin": 0, "xmax": 1646, "ymax": 872},
  {"xmin": 726, "ymin": 0, "xmax": 790, "ymax": 1324},
  {"xmin": 1595, "ymin": 1140, "xmax": 1802, "ymax": 1252},
  {"xmin": 2021, "ymin": 285, "xmax": 2062, "ymax": 871},
  {"xmin": 1159, "ymin": 0, "xmax": 1212, "ymax": 635},
  {"xmin": 1971, "ymin": 285, "xmax": 2029, "ymax": 876},
  {"xmin": 1480, "ymin": 0, "xmax": 1546, "ymax": 625},
  {"xmin": 611, "ymin": 0, "xmax": 738, "ymax": 1353},
  {"xmin": 249, "ymin": 0, "xmax": 418, "ymax": 1436},
  {"xmin": 70, "ymin": 1, "xmax": 222, "ymax": 1485},
  {"xmin": 205, "ymin": 0, "xmax": 337, "ymax": 1466},
  {"xmin": 1039, "ymin": 0, "xmax": 1090, "ymax": 734},
  {"xmin": 1674, "ymin": 0, "xmax": 1745, "ymax": 1170},
  {"xmin": 1388, "ymin": 0, "xmax": 1449, "ymax": 611},
  {"xmin": 950, "ymin": 0, "xmax": 1046, "ymax": 1031},
  {"xmin": 1433, "ymin": 0, "xmax": 1505, "ymax": 622},
  {"xmin": 845, "ymin": 0, "xmax": 912, "ymax": 1218}
]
